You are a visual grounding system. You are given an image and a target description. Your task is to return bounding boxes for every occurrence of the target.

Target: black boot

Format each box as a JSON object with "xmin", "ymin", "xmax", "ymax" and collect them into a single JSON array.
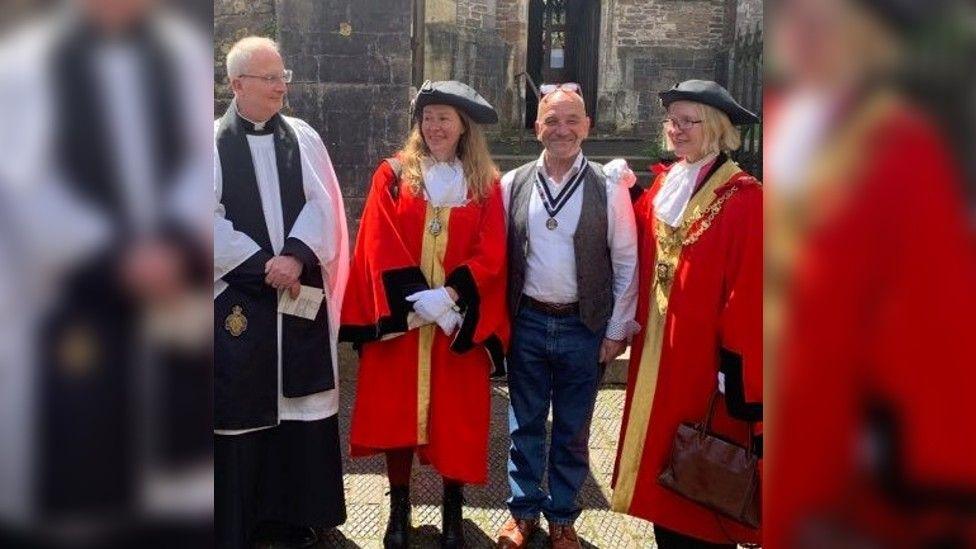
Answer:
[
  {"xmin": 383, "ymin": 485, "xmax": 411, "ymax": 549},
  {"xmin": 441, "ymin": 481, "xmax": 465, "ymax": 548}
]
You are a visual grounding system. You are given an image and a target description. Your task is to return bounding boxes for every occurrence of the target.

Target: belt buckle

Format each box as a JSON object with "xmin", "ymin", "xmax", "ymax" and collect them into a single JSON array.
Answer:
[
  {"xmin": 550, "ymin": 302, "xmax": 572, "ymax": 313},
  {"xmin": 539, "ymin": 298, "xmax": 574, "ymax": 315}
]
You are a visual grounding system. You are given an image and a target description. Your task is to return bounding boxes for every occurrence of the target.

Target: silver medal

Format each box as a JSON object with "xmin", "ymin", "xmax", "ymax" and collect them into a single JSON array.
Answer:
[{"xmin": 546, "ymin": 217, "xmax": 558, "ymax": 230}]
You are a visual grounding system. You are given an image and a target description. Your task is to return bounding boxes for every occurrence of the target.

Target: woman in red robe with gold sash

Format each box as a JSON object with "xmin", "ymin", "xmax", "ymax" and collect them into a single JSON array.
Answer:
[
  {"xmin": 339, "ymin": 81, "xmax": 508, "ymax": 549},
  {"xmin": 610, "ymin": 80, "xmax": 763, "ymax": 547}
]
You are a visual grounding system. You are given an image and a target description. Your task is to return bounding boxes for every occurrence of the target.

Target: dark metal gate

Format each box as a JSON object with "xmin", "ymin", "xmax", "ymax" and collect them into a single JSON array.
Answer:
[
  {"xmin": 525, "ymin": 0, "xmax": 601, "ymax": 128},
  {"xmin": 725, "ymin": 23, "xmax": 763, "ymax": 179}
]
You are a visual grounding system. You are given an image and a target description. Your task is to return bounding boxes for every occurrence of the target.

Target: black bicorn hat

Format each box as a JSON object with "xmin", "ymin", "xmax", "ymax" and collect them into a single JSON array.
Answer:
[
  {"xmin": 411, "ymin": 80, "xmax": 499, "ymax": 124},
  {"xmin": 659, "ymin": 79, "xmax": 760, "ymax": 125}
]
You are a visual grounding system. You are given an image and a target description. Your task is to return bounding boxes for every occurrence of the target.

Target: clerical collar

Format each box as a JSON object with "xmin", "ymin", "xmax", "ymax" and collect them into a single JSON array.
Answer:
[{"xmin": 237, "ymin": 109, "xmax": 277, "ymax": 135}]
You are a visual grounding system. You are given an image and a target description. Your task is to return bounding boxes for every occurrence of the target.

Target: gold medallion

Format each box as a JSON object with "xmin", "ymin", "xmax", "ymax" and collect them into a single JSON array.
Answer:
[
  {"xmin": 428, "ymin": 218, "xmax": 442, "ymax": 236},
  {"xmin": 546, "ymin": 217, "xmax": 558, "ymax": 230},
  {"xmin": 224, "ymin": 305, "xmax": 248, "ymax": 337},
  {"xmin": 655, "ymin": 261, "xmax": 674, "ymax": 286}
]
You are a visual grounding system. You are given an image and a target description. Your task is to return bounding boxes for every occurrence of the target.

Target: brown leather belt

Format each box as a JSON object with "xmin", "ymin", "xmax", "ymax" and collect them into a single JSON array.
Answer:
[{"xmin": 521, "ymin": 294, "xmax": 579, "ymax": 317}]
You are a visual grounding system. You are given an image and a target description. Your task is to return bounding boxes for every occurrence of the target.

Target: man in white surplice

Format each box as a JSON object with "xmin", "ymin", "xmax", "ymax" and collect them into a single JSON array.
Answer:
[{"xmin": 213, "ymin": 36, "xmax": 349, "ymax": 548}]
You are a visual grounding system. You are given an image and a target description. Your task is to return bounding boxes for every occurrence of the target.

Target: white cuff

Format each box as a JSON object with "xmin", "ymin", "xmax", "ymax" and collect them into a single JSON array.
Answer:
[{"xmin": 606, "ymin": 319, "xmax": 641, "ymax": 341}]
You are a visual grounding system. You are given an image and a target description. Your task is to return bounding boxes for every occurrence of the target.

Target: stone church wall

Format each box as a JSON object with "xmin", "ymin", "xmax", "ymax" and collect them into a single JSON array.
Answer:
[{"xmin": 214, "ymin": 0, "xmax": 415, "ymax": 233}]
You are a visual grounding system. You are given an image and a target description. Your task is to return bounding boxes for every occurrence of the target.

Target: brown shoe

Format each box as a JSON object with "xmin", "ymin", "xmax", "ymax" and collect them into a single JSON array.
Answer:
[
  {"xmin": 548, "ymin": 523, "xmax": 582, "ymax": 549},
  {"xmin": 496, "ymin": 516, "xmax": 538, "ymax": 548}
]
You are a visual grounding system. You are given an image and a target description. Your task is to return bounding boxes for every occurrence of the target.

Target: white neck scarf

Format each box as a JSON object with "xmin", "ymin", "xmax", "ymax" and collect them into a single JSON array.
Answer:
[
  {"xmin": 421, "ymin": 156, "xmax": 467, "ymax": 207},
  {"xmin": 653, "ymin": 153, "xmax": 718, "ymax": 227}
]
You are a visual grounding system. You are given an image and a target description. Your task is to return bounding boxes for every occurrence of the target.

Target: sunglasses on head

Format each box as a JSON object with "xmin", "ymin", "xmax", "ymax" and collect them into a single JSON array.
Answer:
[{"xmin": 540, "ymin": 82, "xmax": 582, "ymax": 96}]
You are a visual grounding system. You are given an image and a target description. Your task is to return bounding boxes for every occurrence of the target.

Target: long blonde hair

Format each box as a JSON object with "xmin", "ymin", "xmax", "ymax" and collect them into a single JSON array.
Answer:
[{"xmin": 398, "ymin": 107, "xmax": 499, "ymax": 202}]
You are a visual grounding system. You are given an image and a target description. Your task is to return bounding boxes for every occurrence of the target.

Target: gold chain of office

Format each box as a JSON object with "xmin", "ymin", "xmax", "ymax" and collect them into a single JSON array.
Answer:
[{"xmin": 681, "ymin": 185, "xmax": 740, "ymax": 247}]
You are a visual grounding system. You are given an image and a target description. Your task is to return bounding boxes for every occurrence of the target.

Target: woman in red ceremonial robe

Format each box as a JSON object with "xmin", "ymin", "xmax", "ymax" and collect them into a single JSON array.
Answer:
[
  {"xmin": 610, "ymin": 80, "xmax": 763, "ymax": 548},
  {"xmin": 339, "ymin": 81, "xmax": 508, "ymax": 549}
]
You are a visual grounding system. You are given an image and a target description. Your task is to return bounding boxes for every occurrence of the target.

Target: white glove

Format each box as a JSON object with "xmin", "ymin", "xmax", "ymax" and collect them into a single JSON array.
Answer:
[
  {"xmin": 435, "ymin": 309, "xmax": 463, "ymax": 336},
  {"xmin": 605, "ymin": 158, "xmax": 636, "ymax": 189},
  {"xmin": 717, "ymin": 372, "xmax": 726, "ymax": 394},
  {"xmin": 406, "ymin": 287, "xmax": 456, "ymax": 323}
]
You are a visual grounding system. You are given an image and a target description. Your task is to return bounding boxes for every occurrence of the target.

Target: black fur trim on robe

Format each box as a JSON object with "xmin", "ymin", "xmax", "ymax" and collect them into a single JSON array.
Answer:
[
  {"xmin": 446, "ymin": 265, "xmax": 506, "ymax": 378},
  {"xmin": 719, "ymin": 347, "xmax": 763, "ymax": 422},
  {"xmin": 485, "ymin": 336, "xmax": 506, "ymax": 379},
  {"xmin": 446, "ymin": 265, "xmax": 480, "ymax": 353},
  {"xmin": 338, "ymin": 266, "xmax": 430, "ymax": 345}
]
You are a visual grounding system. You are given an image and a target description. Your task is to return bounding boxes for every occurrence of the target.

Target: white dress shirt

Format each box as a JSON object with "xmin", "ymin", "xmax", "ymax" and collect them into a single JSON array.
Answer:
[{"xmin": 501, "ymin": 151, "xmax": 640, "ymax": 340}]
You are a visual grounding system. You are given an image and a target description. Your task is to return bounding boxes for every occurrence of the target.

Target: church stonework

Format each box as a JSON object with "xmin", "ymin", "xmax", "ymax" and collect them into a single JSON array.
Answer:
[
  {"xmin": 215, "ymin": 0, "xmax": 414, "ymax": 236},
  {"xmin": 214, "ymin": 0, "xmax": 755, "ymax": 230}
]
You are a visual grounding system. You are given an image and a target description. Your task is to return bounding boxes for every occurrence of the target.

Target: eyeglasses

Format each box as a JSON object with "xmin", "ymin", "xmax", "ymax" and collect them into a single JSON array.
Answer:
[
  {"xmin": 661, "ymin": 117, "xmax": 703, "ymax": 131},
  {"xmin": 238, "ymin": 69, "xmax": 293, "ymax": 84},
  {"xmin": 540, "ymin": 82, "xmax": 582, "ymax": 96}
]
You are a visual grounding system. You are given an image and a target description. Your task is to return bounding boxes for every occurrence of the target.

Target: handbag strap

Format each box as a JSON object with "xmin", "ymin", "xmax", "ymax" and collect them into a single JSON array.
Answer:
[
  {"xmin": 701, "ymin": 389, "xmax": 756, "ymax": 451},
  {"xmin": 700, "ymin": 390, "xmax": 721, "ymax": 433}
]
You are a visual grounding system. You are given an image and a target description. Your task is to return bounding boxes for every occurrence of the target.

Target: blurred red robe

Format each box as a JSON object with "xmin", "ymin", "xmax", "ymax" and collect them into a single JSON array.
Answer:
[
  {"xmin": 765, "ymin": 90, "xmax": 976, "ymax": 548},
  {"xmin": 339, "ymin": 159, "xmax": 509, "ymax": 484},
  {"xmin": 611, "ymin": 156, "xmax": 763, "ymax": 545}
]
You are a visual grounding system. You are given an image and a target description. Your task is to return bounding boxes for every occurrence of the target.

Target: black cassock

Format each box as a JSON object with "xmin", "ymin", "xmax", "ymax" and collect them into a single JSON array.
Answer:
[{"xmin": 213, "ymin": 104, "xmax": 347, "ymax": 548}]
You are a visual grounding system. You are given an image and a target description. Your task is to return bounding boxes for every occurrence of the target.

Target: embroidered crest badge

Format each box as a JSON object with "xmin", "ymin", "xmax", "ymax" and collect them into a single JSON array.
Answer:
[{"xmin": 224, "ymin": 305, "xmax": 248, "ymax": 337}]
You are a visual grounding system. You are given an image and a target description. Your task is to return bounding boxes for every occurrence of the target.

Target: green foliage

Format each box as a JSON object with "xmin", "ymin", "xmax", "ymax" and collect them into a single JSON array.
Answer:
[{"xmin": 642, "ymin": 133, "xmax": 667, "ymax": 162}]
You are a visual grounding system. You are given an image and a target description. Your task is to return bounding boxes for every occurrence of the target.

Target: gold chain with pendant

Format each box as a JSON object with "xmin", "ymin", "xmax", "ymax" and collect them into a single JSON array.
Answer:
[
  {"xmin": 418, "ymin": 178, "xmax": 448, "ymax": 236},
  {"xmin": 653, "ymin": 185, "xmax": 740, "ymax": 291}
]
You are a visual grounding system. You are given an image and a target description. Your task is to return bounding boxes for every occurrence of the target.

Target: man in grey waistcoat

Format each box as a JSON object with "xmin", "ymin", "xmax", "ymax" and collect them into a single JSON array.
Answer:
[{"xmin": 496, "ymin": 86, "xmax": 639, "ymax": 549}]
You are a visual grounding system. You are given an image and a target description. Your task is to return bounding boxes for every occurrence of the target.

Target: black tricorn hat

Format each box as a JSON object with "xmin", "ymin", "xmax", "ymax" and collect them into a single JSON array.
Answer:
[
  {"xmin": 659, "ymin": 79, "xmax": 760, "ymax": 125},
  {"xmin": 411, "ymin": 80, "xmax": 499, "ymax": 124}
]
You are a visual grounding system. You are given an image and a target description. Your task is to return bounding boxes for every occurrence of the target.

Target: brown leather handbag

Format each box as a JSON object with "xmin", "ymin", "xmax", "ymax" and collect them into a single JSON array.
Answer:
[{"xmin": 658, "ymin": 390, "xmax": 760, "ymax": 529}]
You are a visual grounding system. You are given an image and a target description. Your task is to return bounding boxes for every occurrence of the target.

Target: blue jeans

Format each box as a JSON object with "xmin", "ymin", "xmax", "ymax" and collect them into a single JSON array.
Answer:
[{"xmin": 506, "ymin": 305, "xmax": 604, "ymax": 525}]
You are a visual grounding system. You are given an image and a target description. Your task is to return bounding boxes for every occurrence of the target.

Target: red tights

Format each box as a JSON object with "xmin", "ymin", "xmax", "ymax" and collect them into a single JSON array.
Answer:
[
  {"xmin": 385, "ymin": 448, "xmax": 464, "ymax": 489},
  {"xmin": 385, "ymin": 448, "xmax": 414, "ymax": 487}
]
